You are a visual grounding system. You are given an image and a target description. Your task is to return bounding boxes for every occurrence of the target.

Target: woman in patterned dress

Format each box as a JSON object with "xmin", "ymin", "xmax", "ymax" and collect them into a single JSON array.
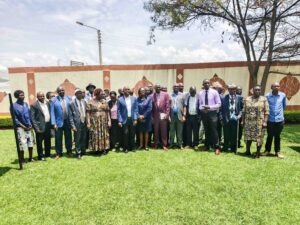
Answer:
[
  {"xmin": 242, "ymin": 85, "xmax": 269, "ymax": 158},
  {"xmin": 87, "ymin": 88, "xmax": 111, "ymax": 155}
]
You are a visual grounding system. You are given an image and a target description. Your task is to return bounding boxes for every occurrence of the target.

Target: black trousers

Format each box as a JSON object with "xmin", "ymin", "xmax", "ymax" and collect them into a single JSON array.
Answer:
[
  {"xmin": 110, "ymin": 119, "xmax": 121, "ymax": 148},
  {"xmin": 238, "ymin": 118, "xmax": 243, "ymax": 147},
  {"xmin": 265, "ymin": 121, "xmax": 284, "ymax": 153},
  {"xmin": 186, "ymin": 115, "xmax": 199, "ymax": 147},
  {"xmin": 122, "ymin": 117, "xmax": 136, "ymax": 150},
  {"xmin": 223, "ymin": 120, "xmax": 238, "ymax": 151},
  {"xmin": 36, "ymin": 122, "xmax": 51, "ymax": 159},
  {"xmin": 201, "ymin": 111, "xmax": 219, "ymax": 149},
  {"xmin": 74, "ymin": 122, "xmax": 87, "ymax": 156},
  {"xmin": 55, "ymin": 120, "xmax": 72, "ymax": 156}
]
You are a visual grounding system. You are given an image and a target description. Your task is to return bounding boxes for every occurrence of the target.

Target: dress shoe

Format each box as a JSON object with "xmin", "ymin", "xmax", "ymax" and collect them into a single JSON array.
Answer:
[
  {"xmin": 180, "ymin": 145, "xmax": 184, "ymax": 150},
  {"xmin": 38, "ymin": 157, "xmax": 46, "ymax": 161},
  {"xmin": 77, "ymin": 155, "xmax": 81, "ymax": 160},
  {"xmin": 163, "ymin": 146, "xmax": 168, "ymax": 151},
  {"xmin": 262, "ymin": 151, "xmax": 271, "ymax": 156},
  {"xmin": 28, "ymin": 158, "xmax": 35, "ymax": 162},
  {"xmin": 55, "ymin": 155, "xmax": 60, "ymax": 160},
  {"xmin": 276, "ymin": 152, "xmax": 284, "ymax": 159},
  {"xmin": 245, "ymin": 151, "xmax": 251, "ymax": 156},
  {"xmin": 215, "ymin": 149, "xmax": 221, "ymax": 155},
  {"xmin": 124, "ymin": 149, "xmax": 128, "ymax": 153},
  {"xmin": 255, "ymin": 153, "xmax": 260, "ymax": 159}
]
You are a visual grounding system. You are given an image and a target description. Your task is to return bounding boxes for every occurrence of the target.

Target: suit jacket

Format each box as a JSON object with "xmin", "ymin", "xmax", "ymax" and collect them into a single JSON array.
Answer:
[
  {"xmin": 221, "ymin": 94, "xmax": 243, "ymax": 124},
  {"xmin": 30, "ymin": 100, "xmax": 51, "ymax": 132},
  {"xmin": 117, "ymin": 96, "xmax": 138, "ymax": 124},
  {"xmin": 69, "ymin": 99, "xmax": 87, "ymax": 129},
  {"xmin": 152, "ymin": 92, "xmax": 170, "ymax": 119},
  {"xmin": 170, "ymin": 92, "xmax": 185, "ymax": 120},
  {"xmin": 50, "ymin": 96, "xmax": 72, "ymax": 128}
]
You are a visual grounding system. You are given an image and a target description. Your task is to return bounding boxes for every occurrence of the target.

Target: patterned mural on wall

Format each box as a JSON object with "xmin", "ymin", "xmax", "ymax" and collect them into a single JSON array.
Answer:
[
  {"xmin": 279, "ymin": 74, "xmax": 300, "ymax": 100},
  {"xmin": 133, "ymin": 76, "xmax": 153, "ymax": 96},
  {"xmin": 210, "ymin": 74, "xmax": 227, "ymax": 92},
  {"xmin": 59, "ymin": 79, "xmax": 76, "ymax": 96},
  {"xmin": 0, "ymin": 92, "xmax": 7, "ymax": 103}
]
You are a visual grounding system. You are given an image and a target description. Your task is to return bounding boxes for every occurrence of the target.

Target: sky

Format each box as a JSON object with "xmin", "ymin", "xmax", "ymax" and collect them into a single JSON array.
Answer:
[{"xmin": 0, "ymin": 0, "xmax": 246, "ymax": 68}]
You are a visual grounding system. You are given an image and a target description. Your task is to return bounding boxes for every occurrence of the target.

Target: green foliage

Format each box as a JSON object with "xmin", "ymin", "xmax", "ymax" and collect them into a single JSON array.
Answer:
[
  {"xmin": 0, "ymin": 116, "xmax": 12, "ymax": 128},
  {"xmin": 284, "ymin": 111, "xmax": 300, "ymax": 124},
  {"xmin": 0, "ymin": 126, "xmax": 300, "ymax": 225}
]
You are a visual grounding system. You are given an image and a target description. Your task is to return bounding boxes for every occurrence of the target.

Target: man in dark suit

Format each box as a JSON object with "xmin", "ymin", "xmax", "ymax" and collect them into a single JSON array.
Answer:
[
  {"xmin": 50, "ymin": 86, "xmax": 72, "ymax": 159},
  {"xmin": 118, "ymin": 86, "xmax": 138, "ymax": 153},
  {"xmin": 69, "ymin": 89, "xmax": 87, "ymax": 159},
  {"xmin": 184, "ymin": 86, "xmax": 200, "ymax": 150},
  {"xmin": 31, "ymin": 91, "xmax": 51, "ymax": 160},
  {"xmin": 236, "ymin": 86, "xmax": 244, "ymax": 148},
  {"xmin": 221, "ymin": 84, "xmax": 243, "ymax": 153},
  {"xmin": 152, "ymin": 84, "xmax": 170, "ymax": 150}
]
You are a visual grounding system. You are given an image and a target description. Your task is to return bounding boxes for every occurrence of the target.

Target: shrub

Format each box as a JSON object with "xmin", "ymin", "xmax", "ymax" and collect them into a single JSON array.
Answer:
[
  {"xmin": 284, "ymin": 111, "xmax": 300, "ymax": 124},
  {"xmin": 0, "ymin": 116, "xmax": 13, "ymax": 128}
]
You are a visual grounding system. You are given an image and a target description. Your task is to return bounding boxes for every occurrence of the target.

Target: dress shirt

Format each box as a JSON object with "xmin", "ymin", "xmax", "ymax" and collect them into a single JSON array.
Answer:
[
  {"xmin": 110, "ymin": 103, "xmax": 118, "ymax": 120},
  {"xmin": 188, "ymin": 96, "xmax": 197, "ymax": 115},
  {"xmin": 76, "ymin": 99, "xmax": 86, "ymax": 116},
  {"xmin": 13, "ymin": 101, "xmax": 32, "ymax": 127},
  {"xmin": 266, "ymin": 91, "xmax": 286, "ymax": 122},
  {"xmin": 198, "ymin": 88, "xmax": 221, "ymax": 111},
  {"xmin": 39, "ymin": 101, "xmax": 50, "ymax": 122},
  {"xmin": 125, "ymin": 96, "xmax": 132, "ymax": 117},
  {"xmin": 171, "ymin": 92, "xmax": 180, "ymax": 113}
]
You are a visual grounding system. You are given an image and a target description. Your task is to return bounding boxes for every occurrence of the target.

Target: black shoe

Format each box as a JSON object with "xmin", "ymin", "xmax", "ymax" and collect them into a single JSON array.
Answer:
[
  {"xmin": 124, "ymin": 149, "xmax": 128, "ymax": 154},
  {"xmin": 103, "ymin": 150, "xmax": 108, "ymax": 155},
  {"xmin": 38, "ymin": 157, "xmax": 46, "ymax": 161}
]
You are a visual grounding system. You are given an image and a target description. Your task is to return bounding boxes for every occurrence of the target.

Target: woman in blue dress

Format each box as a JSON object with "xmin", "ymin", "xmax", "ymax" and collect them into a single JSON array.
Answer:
[{"xmin": 137, "ymin": 87, "xmax": 152, "ymax": 150}]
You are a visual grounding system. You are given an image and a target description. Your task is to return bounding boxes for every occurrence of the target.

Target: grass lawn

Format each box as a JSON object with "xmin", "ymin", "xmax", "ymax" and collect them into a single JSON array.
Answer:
[{"xmin": 0, "ymin": 125, "xmax": 300, "ymax": 225}]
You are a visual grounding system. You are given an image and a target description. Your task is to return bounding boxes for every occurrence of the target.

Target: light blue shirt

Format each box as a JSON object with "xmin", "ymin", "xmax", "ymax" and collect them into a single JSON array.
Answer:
[{"xmin": 266, "ymin": 91, "xmax": 286, "ymax": 122}]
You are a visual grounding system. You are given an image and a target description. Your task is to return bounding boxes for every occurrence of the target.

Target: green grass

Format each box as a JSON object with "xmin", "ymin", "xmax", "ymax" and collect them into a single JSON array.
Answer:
[{"xmin": 0, "ymin": 125, "xmax": 300, "ymax": 225}]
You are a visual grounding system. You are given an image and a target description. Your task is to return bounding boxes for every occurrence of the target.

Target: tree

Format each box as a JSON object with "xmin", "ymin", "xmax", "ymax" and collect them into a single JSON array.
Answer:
[{"xmin": 144, "ymin": 0, "xmax": 300, "ymax": 93}]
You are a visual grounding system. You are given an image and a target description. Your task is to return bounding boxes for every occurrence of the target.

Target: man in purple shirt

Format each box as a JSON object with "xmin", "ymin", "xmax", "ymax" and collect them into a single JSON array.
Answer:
[{"xmin": 198, "ymin": 79, "xmax": 222, "ymax": 155}]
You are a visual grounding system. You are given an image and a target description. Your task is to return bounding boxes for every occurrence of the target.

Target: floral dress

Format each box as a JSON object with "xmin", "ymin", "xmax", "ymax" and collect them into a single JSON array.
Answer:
[
  {"xmin": 243, "ymin": 96, "xmax": 269, "ymax": 146},
  {"xmin": 87, "ymin": 99, "xmax": 110, "ymax": 151}
]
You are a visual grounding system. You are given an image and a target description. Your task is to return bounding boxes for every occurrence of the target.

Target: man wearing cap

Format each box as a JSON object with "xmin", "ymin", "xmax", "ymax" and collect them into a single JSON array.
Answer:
[
  {"xmin": 85, "ymin": 83, "xmax": 96, "ymax": 103},
  {"xmin": 221, "ymin": 84, "xmax": 243, "ymax": 153},
  {"xmin": 69, "ymin": 89, "xmax": 87, "ymax": 159}
]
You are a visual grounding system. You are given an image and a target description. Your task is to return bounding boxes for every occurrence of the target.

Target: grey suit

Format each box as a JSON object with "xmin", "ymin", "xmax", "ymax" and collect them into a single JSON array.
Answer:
[
  {"xmin": 169, "ymin": 92, "xmax": 185, "ymax": 147},
  {"xmin": 69, "ymin": 99, "xmax": 87, "ymax": 156},
  {"xmin": 30, "ymin": 101, "xmax": 51, "ymax": 158}
]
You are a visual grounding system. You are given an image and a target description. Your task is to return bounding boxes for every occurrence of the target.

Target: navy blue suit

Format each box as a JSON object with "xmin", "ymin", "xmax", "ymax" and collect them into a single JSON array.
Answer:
[
  {"xmin": 117, "ymin": 96, "xmax": 138, "ymax": 150},
  {"xmin": 50, "ymin": 95, "xmax": 72, "ymax": 156},
  {"xmin": 221, "ymin": 94, "xmax": 243, "ymax": 152}
]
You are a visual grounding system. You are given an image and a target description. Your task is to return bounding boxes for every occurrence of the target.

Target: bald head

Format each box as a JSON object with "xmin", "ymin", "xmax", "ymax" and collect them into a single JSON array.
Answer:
[
  {"xmin": 271, "ymin": 82, "xmax": 280, "ymax": 95},
  {"xmin": 37, "ymin": 91, "xmax": 45, "ymax": 103}
]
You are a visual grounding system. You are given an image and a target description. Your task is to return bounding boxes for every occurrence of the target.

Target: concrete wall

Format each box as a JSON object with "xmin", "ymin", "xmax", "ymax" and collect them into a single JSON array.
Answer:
[{"xmin": 1, "ymin": 61, "xmax": 299, "ymax": 115}]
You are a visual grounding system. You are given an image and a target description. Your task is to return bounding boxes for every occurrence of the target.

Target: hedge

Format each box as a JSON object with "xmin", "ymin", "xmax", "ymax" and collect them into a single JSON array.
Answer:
[{"xmin": 0, "ymin": 111, "xmax": 299, "ymax": 128}]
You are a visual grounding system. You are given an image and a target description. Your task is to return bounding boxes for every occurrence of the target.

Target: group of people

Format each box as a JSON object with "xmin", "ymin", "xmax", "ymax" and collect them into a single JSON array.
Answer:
[{"xmin": 12, "ymin": 79, "xmax": 286, "ymax": 163}]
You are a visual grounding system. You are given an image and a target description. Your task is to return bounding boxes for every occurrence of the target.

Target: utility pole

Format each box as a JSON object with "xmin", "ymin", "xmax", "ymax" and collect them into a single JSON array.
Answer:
[
  {"xmin": 76, "ymin": 21, "xmax": 103, "ymax": 65},
  {"xmin": 97, "ymin": 30, "xmax": 103, "ymax": 65}
]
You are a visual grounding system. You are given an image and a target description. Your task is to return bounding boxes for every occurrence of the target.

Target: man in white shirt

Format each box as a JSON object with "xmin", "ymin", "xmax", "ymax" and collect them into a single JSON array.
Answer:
[
  {"xmin": 118, "ymin": 86, "xmax": 138, "ymax": 153},
  {"xmin": 30, "ymin": 91, "xmax": 52, "ymax": 160},
  {"xmin": 184, "ymin": 86, "xmax": 200, "ymax": 150}
]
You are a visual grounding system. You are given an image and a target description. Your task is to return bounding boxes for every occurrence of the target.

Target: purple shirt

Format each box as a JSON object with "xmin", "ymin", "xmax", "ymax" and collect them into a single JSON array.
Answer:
[{"xmin": 198, "ymin": 88, "xmax": 221, "ymax": 111}]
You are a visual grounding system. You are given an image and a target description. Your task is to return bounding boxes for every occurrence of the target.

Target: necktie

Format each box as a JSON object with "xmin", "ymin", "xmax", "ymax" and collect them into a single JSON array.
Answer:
[
  {"xmin": 205, "ymin": 90, "xmax": 208, "ymax": 105},
  {"xmin": 62, "ymin": 98, "xmax": 67, "ymax": 119},
  {"xmin": 79, "ymin": 100, "xmax": 85, "ymax": 123},
  {"xmin": 230, "ymin": 95, "xmax": 234, "ymax": 105}
]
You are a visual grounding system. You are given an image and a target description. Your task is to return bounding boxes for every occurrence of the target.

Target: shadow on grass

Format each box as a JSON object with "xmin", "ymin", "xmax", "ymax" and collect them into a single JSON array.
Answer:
[
  {"xmin": 0, "ymin": 166, "xmax": 15, "ymax": 177},
  {"xmin": 289, "ymin": 146, "xmax": 300, "ymax": 153}
]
